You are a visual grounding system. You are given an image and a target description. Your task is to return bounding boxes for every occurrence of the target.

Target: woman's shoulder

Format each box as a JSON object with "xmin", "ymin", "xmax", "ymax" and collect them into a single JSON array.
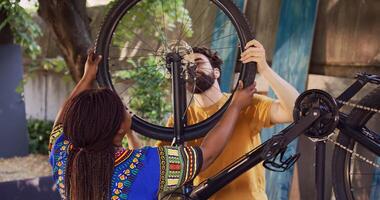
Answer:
[
  {"xmin": 111, "ymin": 146, "xmax": 160, "ymax": 199},
  {"xmin": 114, "ymin": 147, "xmax": 151, "ymax": 167},
  {"xmin": 49, "ymin": 124, "xmax": 71, "ymax": 169},
  {"xmin": 49, "ymin": 123, "xmax": 65, "ymax": 152}
]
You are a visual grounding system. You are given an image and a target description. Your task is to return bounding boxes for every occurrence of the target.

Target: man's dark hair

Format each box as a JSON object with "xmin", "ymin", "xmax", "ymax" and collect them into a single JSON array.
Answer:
[{"xmin": 192, "ymin": 47, "xmax": 223, "ymax": 72}]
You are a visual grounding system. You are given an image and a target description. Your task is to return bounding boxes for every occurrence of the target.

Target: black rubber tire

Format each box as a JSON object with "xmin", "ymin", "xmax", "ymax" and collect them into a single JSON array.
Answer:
[
  {"xmin": 95, "ymin": 0, "xmax": 256, "ymax": 141},
  {"xmin": 332, "ymin": 86, "xmax": 380, "ymax": 200}
]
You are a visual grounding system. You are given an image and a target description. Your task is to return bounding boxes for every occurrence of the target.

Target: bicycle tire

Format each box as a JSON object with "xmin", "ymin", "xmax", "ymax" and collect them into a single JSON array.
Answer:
[
  {"xmin": 332, "ymin": 86, "xmax": 380, "ymax": 200},
  {"xmin": 95, "ymin": 0, "xmax": 256, "ymax": 141}
]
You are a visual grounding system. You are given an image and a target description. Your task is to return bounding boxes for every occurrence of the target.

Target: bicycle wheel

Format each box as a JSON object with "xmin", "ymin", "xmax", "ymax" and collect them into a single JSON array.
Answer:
[
  {"xmin": 332, "ymin": 86, "xmax": 380, "ymax": 200},
  {"xmin": 95, "ymin": 0, "xmax": 255, "ymax": 141}
]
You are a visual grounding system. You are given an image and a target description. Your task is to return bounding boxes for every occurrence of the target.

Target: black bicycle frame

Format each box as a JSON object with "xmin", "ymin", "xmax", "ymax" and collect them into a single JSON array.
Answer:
[
  {"xmin": 338, "ymin": 113, "xmax": 380, "ymax": 156},
  {"xmin": 189, "ymin": 73, "xmax": 380, "ymax": 200},
  {"xmin": 190, "ymin": 107, "xmax": 322, "ymax": 199},
  {"xmin": 314, "ymin": 73, "xmax": 380, "ymax": 200},
  {"xmin": 167, "ymin": 52, "xmax": 188, "ymax": 146}
]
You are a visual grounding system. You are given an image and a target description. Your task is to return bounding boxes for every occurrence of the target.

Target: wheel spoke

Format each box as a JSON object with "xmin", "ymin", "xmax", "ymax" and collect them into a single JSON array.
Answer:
[
  {"xmin": 108, "ymin": 54, "xmax": 163, "ymax": 60},
  {"xmin": 176, "ymin": 0, "xmax": 199, "ymax": 40},
  {"xmin": 109, "ymin": 62, "xmax": 166, "ymax": 72},
  {"xmin": 109, "ymin": 45, "xmax": 159, "ymax": 53},
  {"xmin": 188, "ymin": 73, "xmax": 231, "ymax": 99},
  {"xmin": 194, "ymin": 19, "xmax": 231, "ymax": 47},
  {"xmin": 160, "ymin": 0, "xmax": 169, "ymax": 45},
  {"xmin": 197, "ymin": 33, "xmax": 238, "ymax": 48},
  {"xmin": 136, "ymin": 1, "xmax": 169, "ymax": 50},
  {"xmin": 177, "ymin": 0, "xmax": 209, "ymax": 44},
  {"xmin": 117, "ymin": 22, "xmax": 158, "ymax": 52},
  {"xmin": 209, "ymin": 46, "xmax": 237, "ymax": 51},
  {"xmin": 181, "ymin": 4, "xmax": 225, "ymax": 45}
]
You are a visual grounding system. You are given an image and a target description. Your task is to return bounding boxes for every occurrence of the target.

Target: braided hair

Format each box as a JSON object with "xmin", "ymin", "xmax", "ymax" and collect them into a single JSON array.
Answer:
[{"xmin": 62, "ymin": 88, "xmax": 125, "ymax": 200}]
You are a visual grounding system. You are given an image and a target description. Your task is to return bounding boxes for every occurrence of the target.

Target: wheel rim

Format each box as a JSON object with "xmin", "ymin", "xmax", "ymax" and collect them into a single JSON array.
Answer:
[
  {"xmin": 96, "ymin": 0, "xmax": 255, "ymax": 141},
  {"xmin": 343, "ymin": 112, "xmax": 380, "ymax": 200}
]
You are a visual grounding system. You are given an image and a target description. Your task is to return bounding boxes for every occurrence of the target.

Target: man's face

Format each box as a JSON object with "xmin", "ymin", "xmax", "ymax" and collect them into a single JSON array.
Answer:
[{"xmin": 187, "ymin": 53, "xmax": 217, "ymax": 94}]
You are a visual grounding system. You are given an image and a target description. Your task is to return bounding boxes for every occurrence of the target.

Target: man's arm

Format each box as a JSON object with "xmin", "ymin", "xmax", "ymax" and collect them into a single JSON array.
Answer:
[
  {"xmin": 259, "ymin": 66, "xmax": 299, "ymax": 124},
  {"xmin": 241, "ymin": 40, "xmax": 299, "ymax": 124},
  {"xmin": 53, "ymin": 50, "xmax": 102, "ymax": 126}
]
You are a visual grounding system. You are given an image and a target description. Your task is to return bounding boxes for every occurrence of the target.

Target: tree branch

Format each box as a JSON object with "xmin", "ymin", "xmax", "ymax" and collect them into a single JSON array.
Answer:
[{"xmin": 37, "ymin": 0, "xmax": 92, "ymax": 82}]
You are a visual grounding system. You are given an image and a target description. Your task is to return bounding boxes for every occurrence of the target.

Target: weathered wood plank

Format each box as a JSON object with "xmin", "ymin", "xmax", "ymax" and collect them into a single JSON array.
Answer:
[{"xmin": 311, "ymin": 0, "xmax": 380, "ymax": 66}]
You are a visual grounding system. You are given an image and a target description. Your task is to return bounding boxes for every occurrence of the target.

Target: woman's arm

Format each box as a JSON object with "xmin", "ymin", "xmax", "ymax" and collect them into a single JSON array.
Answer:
[
  {"xmin": 199, "ymin": 81, "xmax": 256, "ymax": 171},
  {"xmin": 124, "ymin": 130, "xmax": 142, "ymax": 149},
  {"xmin": 241, "ymin": 40, "xmax": 299, "ymax": 124},
  {"xmin": 53, "ymin": 50, "xmax": 102, "ymax": 126}
]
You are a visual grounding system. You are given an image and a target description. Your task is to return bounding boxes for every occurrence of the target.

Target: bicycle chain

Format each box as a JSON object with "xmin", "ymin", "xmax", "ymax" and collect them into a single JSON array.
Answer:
[
  {"xmin": 327, "ymin": 130, "xmax": 380, "ymax": 169},
  {"xmin": 308, "ymin": 99, "xmax": 380, "ymax": 169},
  {"xmin": 336, "ymin": 99, "xmax": 380, "ymax": 114}
]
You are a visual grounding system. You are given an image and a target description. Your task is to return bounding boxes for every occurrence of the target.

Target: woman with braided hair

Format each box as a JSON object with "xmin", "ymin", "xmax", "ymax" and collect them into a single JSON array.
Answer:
[{"xmin": 48, "ymin": 50, "xmax": 256, "ymax": 200}]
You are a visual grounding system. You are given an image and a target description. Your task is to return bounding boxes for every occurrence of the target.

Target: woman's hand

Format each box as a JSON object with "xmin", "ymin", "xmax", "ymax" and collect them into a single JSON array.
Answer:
[
  {"xmin": 240, "ymin": 39, "xmax": 269, "ymax": 74},
  {"xmin": 231, "ymin": 81, "xmax": 256, "ymax": 110},
  {"xmin": 123, "ymin": 109, "xmax": 142, "ymax": 149},
  {"xmin": 53, "ymin": 49, "xmax": 102, "ymax": 126},
  {"xmin": 83, "ymin": 48, "xmax": 102, "ymax": 81}
]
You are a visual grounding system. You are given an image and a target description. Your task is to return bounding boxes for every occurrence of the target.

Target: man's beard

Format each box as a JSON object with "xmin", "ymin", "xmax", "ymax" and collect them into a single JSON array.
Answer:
[{"xmin": 187, "ymin": 71, "xmax": 216, "ymax": 94}]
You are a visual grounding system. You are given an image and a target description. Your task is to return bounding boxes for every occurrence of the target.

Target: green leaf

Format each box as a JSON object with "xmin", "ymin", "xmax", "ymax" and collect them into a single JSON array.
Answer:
[
  {"xmin": 27, "ymin": 119, "xmax": 54, "ymax": 154},
  {"xmin": 0, "ymin": 0, "xmax": 42, "ymax": 59}
]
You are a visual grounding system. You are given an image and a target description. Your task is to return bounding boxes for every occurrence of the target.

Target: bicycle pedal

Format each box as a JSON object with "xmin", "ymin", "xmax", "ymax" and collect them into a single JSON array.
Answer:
[{"xmin": 263, "ymin": 149, "xmax": 300, "ymax": 172}]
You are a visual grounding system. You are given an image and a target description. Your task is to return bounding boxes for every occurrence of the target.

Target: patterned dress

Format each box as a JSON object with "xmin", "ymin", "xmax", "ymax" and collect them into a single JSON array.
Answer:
[{"xmin": 49, "ymin": 124, "xmax": 203, "ymax": 200}]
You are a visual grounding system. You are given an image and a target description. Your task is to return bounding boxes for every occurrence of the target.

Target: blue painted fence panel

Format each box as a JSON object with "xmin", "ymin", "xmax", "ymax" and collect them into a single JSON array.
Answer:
[
  {"xmin": 261, "ymin": 1, "xmax": 319, "ymax": 200},
  {"xmin": 370, "ymin": 157, "xmax": 380, "ymax": 200}
]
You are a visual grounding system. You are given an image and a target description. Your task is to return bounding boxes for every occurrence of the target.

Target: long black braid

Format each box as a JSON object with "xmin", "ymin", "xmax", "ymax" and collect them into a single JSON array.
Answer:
[{"xmin": 62, "ymin": 88, "xmax": 125, "ymax": 200}]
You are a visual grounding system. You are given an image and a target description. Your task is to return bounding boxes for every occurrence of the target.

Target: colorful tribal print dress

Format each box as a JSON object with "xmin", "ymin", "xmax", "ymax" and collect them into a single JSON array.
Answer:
[{"xmin": 49, "ymin": 124, "xmax": 203, "ymax": 200}]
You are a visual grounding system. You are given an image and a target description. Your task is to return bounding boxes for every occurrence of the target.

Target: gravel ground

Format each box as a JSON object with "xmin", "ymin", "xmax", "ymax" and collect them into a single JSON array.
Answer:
[{"xmin": 0, "ymin": 154, "xmax": 51, "ymax": 183}]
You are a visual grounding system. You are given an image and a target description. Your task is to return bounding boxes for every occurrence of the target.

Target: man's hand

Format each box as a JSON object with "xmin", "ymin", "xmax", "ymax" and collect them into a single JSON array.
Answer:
[
  {"xmin": 83, "ymin": 48, "xmax": 102, "ymax": 81},
  {"xmin": 231, "ymin": 81, "xmax": 256, "ymax": 110},
  {"xmin": 240, "ymin": 39, "xmax": 269, "ymax": 73},
  {"xmin": 241, "ymin": 40, "xmax": 300, "ymax": 124}
]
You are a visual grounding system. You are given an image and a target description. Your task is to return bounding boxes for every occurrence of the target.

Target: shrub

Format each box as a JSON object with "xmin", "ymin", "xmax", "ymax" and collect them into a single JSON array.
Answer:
[{"xmin": 27, "ymin": 119, "xmax": 53, "ymax": 154}]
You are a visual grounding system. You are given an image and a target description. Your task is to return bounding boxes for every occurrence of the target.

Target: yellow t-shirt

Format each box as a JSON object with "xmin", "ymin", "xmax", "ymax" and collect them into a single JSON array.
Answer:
[{"xmin": 157, "ymin": 93, "xmax": 274, "ymax": 200}]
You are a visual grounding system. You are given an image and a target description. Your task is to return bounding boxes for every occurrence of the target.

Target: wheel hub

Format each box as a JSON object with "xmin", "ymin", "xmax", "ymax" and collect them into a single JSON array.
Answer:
[
  {"xmin": 158, "ymin": 40, "xmax": 195, "ymax": 79},
  {"xmin": 158, "ymin": 40, "xmax": 193, "ymax": 61}
]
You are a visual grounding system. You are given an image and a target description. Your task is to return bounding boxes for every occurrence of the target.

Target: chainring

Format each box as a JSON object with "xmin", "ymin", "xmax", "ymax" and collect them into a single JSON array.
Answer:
[{"xmin": 293, "ymin": 89, "xmax": 339, "ymax": 138}]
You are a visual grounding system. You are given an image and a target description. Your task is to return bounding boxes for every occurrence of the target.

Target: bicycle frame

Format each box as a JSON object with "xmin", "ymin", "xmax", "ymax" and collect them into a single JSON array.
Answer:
[
  {"xmin": 338, "ymin": 114, "xmax": 380, "ymax": 156},
  {"xmin": 188, "ymin": 73, "xmax": 380, "ymax": 199},
  {"xmin": 335, "ymin": 73, "xmax": 380, "ymax": 156}
]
